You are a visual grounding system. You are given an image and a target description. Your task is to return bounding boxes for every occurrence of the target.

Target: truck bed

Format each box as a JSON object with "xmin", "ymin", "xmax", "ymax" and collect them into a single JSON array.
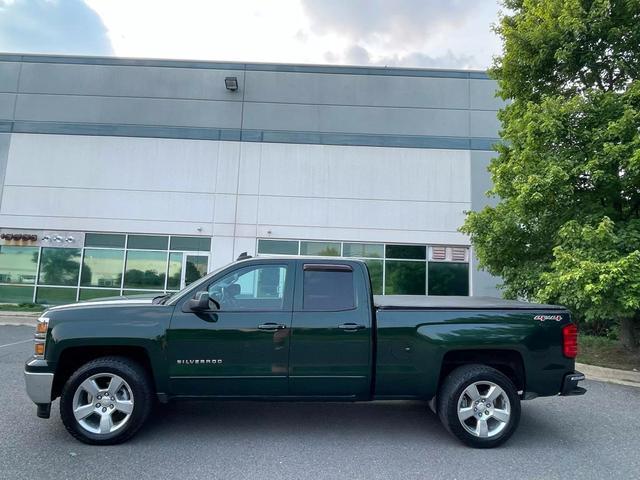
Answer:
[{"xmin": 374, "ymin": 295, "xmax": 566, "ymax": 311}]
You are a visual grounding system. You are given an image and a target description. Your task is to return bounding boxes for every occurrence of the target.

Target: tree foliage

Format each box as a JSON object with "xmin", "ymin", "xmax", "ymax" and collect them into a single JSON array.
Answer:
[{"xmin": 461, "ymin": 0, "xmax": 640, "ymax": 348}]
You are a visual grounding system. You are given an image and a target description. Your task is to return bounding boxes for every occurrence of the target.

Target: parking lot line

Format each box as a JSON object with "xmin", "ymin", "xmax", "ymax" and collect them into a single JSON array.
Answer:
[{"xmin": 0, "ymin": 339, "xmax": 31, "ymax": 349}]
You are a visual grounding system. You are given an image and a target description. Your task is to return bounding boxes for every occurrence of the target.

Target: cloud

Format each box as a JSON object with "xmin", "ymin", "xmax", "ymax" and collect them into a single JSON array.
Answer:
[
  {"xmin": 301, "ymin": 0, "xmax": 500, "ymax": 69},
  {"xmin": 0, "ymin": 0, "xmax": 112, "ymax": 55},
  {"xmin": 342, "ymin": 44, "xmax": 476, "ymax": 69},
  {"xmin": 344, "ymin": 44, "xmax": 370, "ymax": 65},
  {"xmin": 301, "ymin": 0, "xmax": 483, "ymax": 46}
]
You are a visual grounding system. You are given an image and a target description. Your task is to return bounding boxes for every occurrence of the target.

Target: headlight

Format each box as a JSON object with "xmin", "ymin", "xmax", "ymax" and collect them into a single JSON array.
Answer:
[{"xmin": 34, "ymin": 316, "xmax": 49, "ymax": 358}]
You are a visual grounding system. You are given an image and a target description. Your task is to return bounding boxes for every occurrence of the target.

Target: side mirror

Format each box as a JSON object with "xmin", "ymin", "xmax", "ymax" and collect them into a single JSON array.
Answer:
[{"xmin": 185, "ymin": 291, "xmax": 219, "ymax": 312}]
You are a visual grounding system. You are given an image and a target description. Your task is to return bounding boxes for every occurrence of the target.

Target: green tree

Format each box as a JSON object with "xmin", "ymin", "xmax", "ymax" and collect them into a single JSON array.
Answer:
[{"xmin": 461, "ymin": 0, "xmax": 640, "ymax": 349}]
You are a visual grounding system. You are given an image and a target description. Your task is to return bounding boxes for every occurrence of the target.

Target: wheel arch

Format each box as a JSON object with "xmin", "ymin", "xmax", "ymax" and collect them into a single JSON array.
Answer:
[
  {"xmin": 52, "ymin": 346, "xmax": 156, "ymax": 400},
  {"xmin": 438, "ymin": 349, "xmax": 525, "ymax": 393}
]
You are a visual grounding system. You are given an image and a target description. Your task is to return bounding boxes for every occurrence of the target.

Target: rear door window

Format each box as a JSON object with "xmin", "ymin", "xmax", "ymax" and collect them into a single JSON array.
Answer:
[{"xmin": 302, "ymin": 264, "xmax": 355, "ymax": 311}]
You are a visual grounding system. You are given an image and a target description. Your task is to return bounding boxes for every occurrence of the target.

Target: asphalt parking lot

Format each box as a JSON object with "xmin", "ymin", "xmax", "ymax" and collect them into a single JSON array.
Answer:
[{"xmin": 1, "ymin": 324, "xmax": 639, "ymax": 480}]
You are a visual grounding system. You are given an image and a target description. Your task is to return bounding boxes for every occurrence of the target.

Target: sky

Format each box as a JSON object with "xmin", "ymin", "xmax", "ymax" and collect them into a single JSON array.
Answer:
[{"xmin": 0, "ymin": 0, "xmax": 503, "ymax": 70}]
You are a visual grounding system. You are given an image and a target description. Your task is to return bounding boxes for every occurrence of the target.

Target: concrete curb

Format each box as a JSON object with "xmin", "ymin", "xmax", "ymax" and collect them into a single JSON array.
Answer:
[
  {"xmin": 0, "ymin": 311, "xmax": 40, "ymax": 327},
  {"xmin": 576, "ymin": 362, "xmax": 640, "ymax": 388}
]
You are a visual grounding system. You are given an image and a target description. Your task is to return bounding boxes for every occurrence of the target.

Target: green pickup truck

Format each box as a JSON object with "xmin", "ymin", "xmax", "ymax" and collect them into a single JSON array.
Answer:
[{"xmin": 24, "ymin": 256, "xmax": 585, "ymax": 448}]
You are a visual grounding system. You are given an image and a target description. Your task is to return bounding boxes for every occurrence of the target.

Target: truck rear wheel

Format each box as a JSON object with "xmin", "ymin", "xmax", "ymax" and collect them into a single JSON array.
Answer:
[
  {"xmin": 59, "ymin": 356, "xmax": 153, "ymax": 445},
  {"xmin": 437, "ymin": 364, "xmax": 520, "ymax": 448}
]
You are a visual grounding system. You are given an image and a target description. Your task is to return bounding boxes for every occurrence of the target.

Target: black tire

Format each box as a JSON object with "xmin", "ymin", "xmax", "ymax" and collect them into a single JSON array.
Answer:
[
  {"xmin": 437, "ymin": 364, "xmax": 521, "ymax": 448},
  {"xmin": 60, "ymin": 356, "xmax": 153, "ymax": 445}
]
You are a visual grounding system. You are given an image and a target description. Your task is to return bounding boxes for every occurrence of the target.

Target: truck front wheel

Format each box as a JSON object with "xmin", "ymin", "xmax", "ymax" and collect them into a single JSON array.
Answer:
[
  {"xmin": 59, "ymin": 356, "xmax": 153, "ymax": 445},
  {"xmin": 437, "ymin": 364, "xmax": 521, "ymax": 448}
]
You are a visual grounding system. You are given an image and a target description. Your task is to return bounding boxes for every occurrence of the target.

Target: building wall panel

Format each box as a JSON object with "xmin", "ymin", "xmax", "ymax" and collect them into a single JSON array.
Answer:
[
  {"xmin": 242, "ymin": 102, "xmax": 469, "ymax": 137},
  {"xmin": 14, "ymin": 94, "xmax": 242, "ymax": 129},
  {"xmin": 0, "ymin": 62, "xmax": 20, "ymax": 93},
  {"xmin": 244, "ymin": 70, "xmax": 470, "ymax": 109},
  {"xmin": 18, "ymin": 62, "xmax": 244, "ymax": 101}
]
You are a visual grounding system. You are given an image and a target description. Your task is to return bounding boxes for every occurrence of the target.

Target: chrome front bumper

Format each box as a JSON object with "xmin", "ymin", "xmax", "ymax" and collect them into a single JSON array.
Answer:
[{"xmin": 24, "ymin": 369, "xmax": 54, "ymax": 405}]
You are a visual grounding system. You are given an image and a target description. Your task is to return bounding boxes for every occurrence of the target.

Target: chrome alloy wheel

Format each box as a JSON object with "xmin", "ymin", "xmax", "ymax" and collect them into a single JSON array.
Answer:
[
  {"xmin": 457, "ymin": 381, "xmax": 511, "ymax": 438},
  {"xmin": 72, "ymin": 373, "xmax": 134, "ymax": 435}
]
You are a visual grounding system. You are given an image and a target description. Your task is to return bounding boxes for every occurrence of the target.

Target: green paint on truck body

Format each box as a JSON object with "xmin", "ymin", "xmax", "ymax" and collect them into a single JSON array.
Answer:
[{"xmin": 26, "ymin": 257, "xmax": 575, "ymax": 402}]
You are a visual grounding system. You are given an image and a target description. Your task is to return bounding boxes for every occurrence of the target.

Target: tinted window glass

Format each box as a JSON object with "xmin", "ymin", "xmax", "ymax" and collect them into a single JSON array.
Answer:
[
  {"xmin": 303, "ymin": 267, "xmax": 355, "ymax": 311},
  {"xmin": 208, "ymin": 265, "xmax": 287, "ymax": 311},
  {"xmin": 123, "ymin": 250, "xmax": 167, "ymax": 289},
  {"xmin": 385, "ymin": 244, "xmax": 426, "ymax": 260},
  {"xmin": 428, "ymin": 262, "xmax": 469, "ymax": 296},
  {"xmin": 170, "ymin": 236, "xmax": 211, "ymax": 252},
  {"xmin": 84, "ymin": 233, "xmax": 126, "ymax": 248},
  {"xmin": 185, "ymin": 255, "xmax": 208, "ymax": 286},
  {"xmin": 127, "ymin": 235, "xmax": 168, "ymax": 250},
  {"xmin": 38, "ymin": 248, "xmax": 81, "ymax": 286},
  {"xmin": 0, "ymin": 246, "xmax": 39, "ymax": 284},
  {"xmin": 300, "ymin": 241, "xmax": 341, "ymax": 256},
  {"xmin": 79, "ymin": 289, "xmax": 121, "ymax": 300},
  {"xmin": 0, "ymin": 284, "xmax": 34, "ymax": 303},
  {"xmin": 343, "ymin": 243, "xmax": 383, "ymax": 258},
  {"xmin": 385, "ymin": 261, "xmax": 426, "ymax": 295},
  {"xmin": 257, "ymin": 239, "xmax": 298, "ymax": 255},
  {"xmin": 36, "ymin": 287, "xmax": 77, "ymax": 305},
  {"xmin": 80, "ymin": 249, "xmax": 124, "ymax": 288},
  {"xmin": 364, "ymin": 259, "xmax": 383, "ymax": 295},
  {"xmin": 166, "ymin": 252, "xmax": 182, "ymax": 290}
]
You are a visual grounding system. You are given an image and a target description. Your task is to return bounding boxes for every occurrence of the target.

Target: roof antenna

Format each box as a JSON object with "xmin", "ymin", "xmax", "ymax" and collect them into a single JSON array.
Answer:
[{"xmin": 237, "ymin": 252, "xmax": 252, "ymax": 261}]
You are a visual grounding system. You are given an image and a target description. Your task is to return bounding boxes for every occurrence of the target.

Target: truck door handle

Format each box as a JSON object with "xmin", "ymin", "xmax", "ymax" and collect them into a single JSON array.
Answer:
[
  {"xmin": 258, "ymin": 323, "xmax": 287, "ymax": 331},
  {"xmin": 338, "ymin": 323, "xmax": 366, "ymax": 331}
]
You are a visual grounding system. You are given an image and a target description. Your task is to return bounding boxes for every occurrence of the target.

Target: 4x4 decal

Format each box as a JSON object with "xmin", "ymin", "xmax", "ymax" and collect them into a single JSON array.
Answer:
[{"xmin": 533, "ymin": 315, "xmax": 563, "ymax": 322}]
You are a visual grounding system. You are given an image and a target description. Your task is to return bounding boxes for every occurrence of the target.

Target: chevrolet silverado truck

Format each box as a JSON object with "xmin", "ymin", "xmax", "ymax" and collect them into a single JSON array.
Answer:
[{"xmin": 24, "ymin": 256, "xmax": 585, "ymax": 448}]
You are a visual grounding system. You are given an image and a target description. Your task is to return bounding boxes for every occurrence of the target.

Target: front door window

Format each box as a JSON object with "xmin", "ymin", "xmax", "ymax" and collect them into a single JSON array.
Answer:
[{"xmin": 207, "ymin": 264, "xmax": 287, "ymax": 311}]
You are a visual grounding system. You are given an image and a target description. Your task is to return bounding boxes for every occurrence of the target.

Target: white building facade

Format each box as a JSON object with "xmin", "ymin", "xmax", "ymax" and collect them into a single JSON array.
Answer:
[{"xmin": 0, "ymin": 54, "xmax": 501, "ymax": 304}]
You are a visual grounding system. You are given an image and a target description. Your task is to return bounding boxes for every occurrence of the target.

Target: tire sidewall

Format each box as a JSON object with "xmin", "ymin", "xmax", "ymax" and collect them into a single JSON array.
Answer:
[
  {"xmin": 60, "ymin": 359, "xmax": 151, "ymax": 445},
  {"xmin": 442, "ymin": 367, "xmax": 521, "ymax": 448}
]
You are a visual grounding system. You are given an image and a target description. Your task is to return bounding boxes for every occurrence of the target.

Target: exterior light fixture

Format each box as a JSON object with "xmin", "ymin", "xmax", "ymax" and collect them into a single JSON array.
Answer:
[{"xmin": 224, "ymin": 76, "xmax": 238, "ymax": 91}]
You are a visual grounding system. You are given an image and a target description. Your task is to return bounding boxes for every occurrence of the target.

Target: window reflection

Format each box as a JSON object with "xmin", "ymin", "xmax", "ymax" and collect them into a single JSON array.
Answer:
[
  {"xmin": 385, "ymin": 261, "xmax": 426, "ymax": 295},
  {"xmin": 81, "ymin": 249, "xmax": 124, "ymax": 288},
  {"xmin": 428, "ymin": 262, "xmax": 469, "ymax": 296},
  {"xmin": 38, "ymin": 248, "xmax": 81, "ymax": 286},
  {"xmin": 123, "ymin": 251, "xmax": 167, "ymax": 289},
  {"xmin": 167, "ymin": 252, "xmax": 182, "ymax": 290},
  {"xmin": 300, "ymin": 241, "xmax": 340, "ymax": 256},
  {"xmin": 0, "ymin": 246, "xmax": 39, "ymax": 284}
]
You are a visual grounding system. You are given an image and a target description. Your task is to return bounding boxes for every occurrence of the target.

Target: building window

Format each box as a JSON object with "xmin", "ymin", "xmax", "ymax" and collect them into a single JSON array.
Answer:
[
  {"xmin": 38, "ymin": 248, "xmax": 81, "ymax": 286},
  {"xmin": 0, "ymin": 232, "xmax": 212, "ymax": 305},
  {"xmin": 85, "ymin": 233, "xmax": 126, "ymax": 249},
  {"xmin": 0, "ymin": 246, "xmax": 39, "ymax": 284},
  {"xmin": 385, "ymin": 260, "xmax": 426, "ymax": 295},
  {"xmin": 169, "ymin": 236, "xmax": 211, "ymax": 252},
  {"xmin": 343, "ymin": 243, "xmax": 383, "ymax": 258},
  {"xmin": 167, "ymin": 252, "xmax": 183, "ymax": 290},
  {"xmin": 127, "ymin": 235, "xmax": 169, "ymax": 250},
  {"xmin": 123, "ymin": 250, "xmax": 167, "ymax": 290},
  {"xmin": 79, "ymin": 288, "xmax": 121, "ymax": 300},
  {"xmin": 300, "ymin": 241, "xmax": 341, "ymax": 256},
  {"xmin": 256, "ymin": 238, "xmax": 470, "ymax": 296},
  {"xmin": 257, "ymin": 239, "xmax": 298, "ymax": 255},
  {"xmin": 0, "ymin": 284, "xmax": 35, "ymax": 303},
  {"xmin": 385, "ymin": 244, "xmax": 426, "ymax": 260},
  {"xmin": 80, "ymin": 249, "xmax": 124, "ymax": 288},
  {"xmin": 428, "ymin": 262, "xmax": 469, "ymax": 296},
  {"xmin": 363, "ymin": 259, "xmax": 383, "ymax": 295},
  {"xmin": 36, "ymin": 287, "xmax": 77, "ymax": 305}
]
